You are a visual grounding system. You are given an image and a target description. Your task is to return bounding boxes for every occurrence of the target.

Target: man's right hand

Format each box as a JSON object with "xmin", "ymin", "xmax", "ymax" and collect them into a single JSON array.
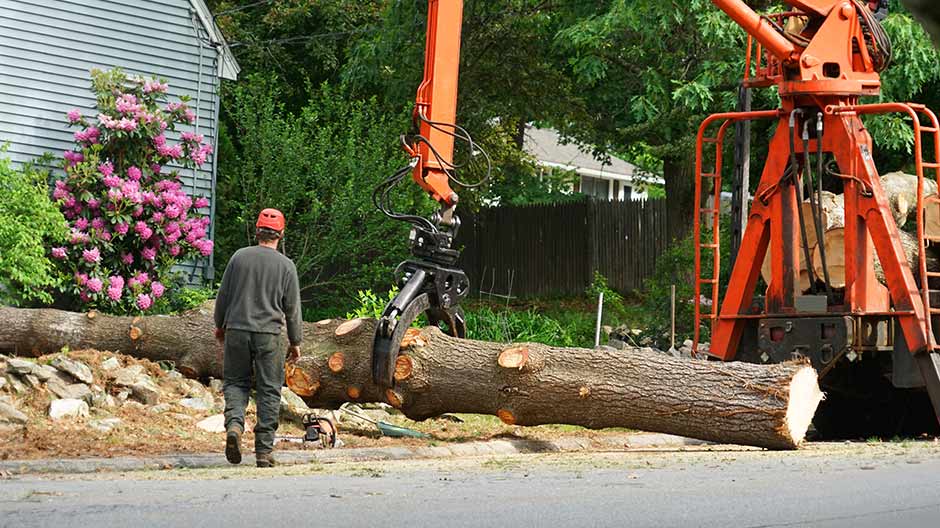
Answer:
[
  {"xmin": 287, "ymin": 345, "xmax": 301, "ymax": 363},
  {"xmin": 215, "ymin": 327, "xmax": 225, "ymax": 344}
]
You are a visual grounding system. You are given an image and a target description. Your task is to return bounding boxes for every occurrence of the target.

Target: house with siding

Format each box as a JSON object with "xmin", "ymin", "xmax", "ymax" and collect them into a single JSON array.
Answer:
[{"xmin": 0, "ymin": 0, "xmax": 238, "ymax": 282}]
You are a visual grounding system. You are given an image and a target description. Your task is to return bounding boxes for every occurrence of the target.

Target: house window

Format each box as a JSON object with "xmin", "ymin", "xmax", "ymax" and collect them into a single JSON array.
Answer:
[
  {"xmin": 580, "ymin": 176, "xmax": 609, "ymax": 200},
  {"xmin": 623, "ymin": 184, "xmax": 633, "ymax": 201}
]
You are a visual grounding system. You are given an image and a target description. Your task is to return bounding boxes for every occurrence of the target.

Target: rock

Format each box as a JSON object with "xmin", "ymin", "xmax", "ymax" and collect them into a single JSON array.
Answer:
[
  {"xmin": 51, "ymin": 356, "xmax": 94, "ymax": 384},
  {"xmin": 49, "ymin": 398, "xmax": 89, "ymax": 420},
  {"xmin": 0, "ymin": 377, "xmax": 5, "ymax": 390},
  {"xmin": 112, "ymin": 365, "xmax": 146, "ymax": 387},
  {"xmin": 47, "ymin": 382, "xmax": 92, "ymax": 403},
  {"xmin": 122, "ymin": 401, "xmax": 146, "ymax": 411},
  {"xmin": 88, "ymin": 417, "xmax": 123, "ymax": 432},
  {"xmin": 149, "ymin": 403, "xmax": 172, "ymax": 414},
  {"xmin": 5, "ymin": 374, "xmax": 27, "ymax": 394},
  {"xmin": 0, "ymin": 398, "xmax": 28, "ymax": 424},
  {"xmin": 116, "ymin": 388, "xmax": 131, "ymax": 402},
  {"xmin": 607, "ymin": 338, "xmax": 627, "ymax": 350},
  {"xmin": 89, "ymin": 390, "xmax": 114, "ymax": 409},
  {"xmin": 180, "ymin": 379, "xmax": 212, "ymax": 400},
  {"xmin": 6, "ymin": 357, "xmax": 38, "ymax": 376},
  {"xmin": 168, "ymin": 412, "xmax": 195, "ymax": 422},
  {"xmin": 100, "ymin": 357, "xmax": 120, "ymax": 371},
  {"xmin": 682, "ymin": 339, "xmax": 694, "ymax": 349},
  {"xmin": 166, "ymin": 370, "xmax": 183, "ymax": 380},
  {"xmin": 196, "ymin": 413, "xmax": 226, "ymax": 433},
  {"xmin": 209, "ymin": 378, "xmax": 223, "ymax": 393},
  {"xmin": 22, "ymin": 374, "xmax": 42, "ymax": 389},
  {"xmin": 178, "ymin": 397, "xmax": 213, "ymax": 412},
  {"xmin": 130, "ymin": 378, "xmax": 161, "ymax": 406}
]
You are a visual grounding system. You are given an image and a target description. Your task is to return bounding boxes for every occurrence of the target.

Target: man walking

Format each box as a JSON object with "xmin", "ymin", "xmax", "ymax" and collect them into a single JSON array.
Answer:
[{"xmin": 214, "ymin": 208, "xmax": 303, "ymax": 467}]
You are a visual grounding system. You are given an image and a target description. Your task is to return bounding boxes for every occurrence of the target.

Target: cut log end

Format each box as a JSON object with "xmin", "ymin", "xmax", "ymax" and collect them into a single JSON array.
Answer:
[
  {"xmin": 334, "ymin": 319, "xmax": 363, "ymax": 338},
  {"xmin": 385, "ymin": 389, "xmax": 402, "ymax": 408},
  {"xmin": 498, "ymin": 347, "xmax": 529, "ymax": 369},
  {"xmin": 497, "ymin": 409, "xmax": 516, "ymax": 425},
  {"xmin": 346, "ymin": 386, "xmax": 362, "ymax": 400},
  {"xmin": 128, "ymin": 326, "xmax": 142, "ymax": 341},
  {"xmin": 785, "ymin": 367, "xmax": 824, "ymax": 447},
  {"xmin": 327, "ymin": 352, "xmax": 345, "ymax": 373},
  {"xmin": 286, "ymin": 363, "xmax": 319, "ymax": 397},
  {"xmin": 394, "ymin": 355, "xmax": 414, "ymax": 381}
]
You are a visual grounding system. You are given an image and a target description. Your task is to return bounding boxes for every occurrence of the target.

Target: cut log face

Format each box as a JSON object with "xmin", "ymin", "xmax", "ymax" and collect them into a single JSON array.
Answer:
[
  {"xmin": 881, "ymin": 171, "xmax": 938, "ymax": 228},
  {"xmin": 0, "ymin": 305, "xmax": 824, "ymax": 450},
  {"xmin": 761, "ymin": 244, "xmax": 812, "ymax": 292}
]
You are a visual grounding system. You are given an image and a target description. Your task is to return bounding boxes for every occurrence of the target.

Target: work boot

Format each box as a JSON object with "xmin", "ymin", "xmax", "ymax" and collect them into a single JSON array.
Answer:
[
  {"xmin": 256, "ymin": 452, "xmax": 276, "ymax": 468},
  {"xmin": 225, "ymin": 426, "xmax": 242, "ymax": 465}
]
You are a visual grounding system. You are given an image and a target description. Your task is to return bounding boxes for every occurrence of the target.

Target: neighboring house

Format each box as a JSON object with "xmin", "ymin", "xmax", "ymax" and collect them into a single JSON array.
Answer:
[
  {"xmin": 523, "ymin": 126, "xmax": 663, "ymax": 201},
  {"xmin": 0, "ymin": 0, "xmax": 239, "ymax": 282}
]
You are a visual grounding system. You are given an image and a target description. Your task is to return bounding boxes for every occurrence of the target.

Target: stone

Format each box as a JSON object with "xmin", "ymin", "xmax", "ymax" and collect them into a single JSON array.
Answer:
[
  {"xmin": 149, "ymin": 403, "xmax": 172, "ymax": 414},
  {"xmin": 180, "ymin": 379, "xmax": 212, "ymax": 400},
  {"xmin": 116, "ymin": 388, "xmax": 131, "ymax": 402},
  {"xmin": 122, "ymin": 401, "xmax": 146, "ymax": 411},
  {"xmin": 22, "ymin": 374, "xmax": 42, "ymax": 389},
  {"xmin": 0, "ymin": 399, "xmax": 28, "ymax": 424},
  {"xmin": 280, "ymin": 387, "xmax": 310, "ymax": 424},
  {"xmin": 112, "ymin": 365, "xmax": 146, "ymax": 387},
  {"xmin": 88, "ymin": 417, "xmax": 123, "ymax": 432},
  {"xmin": 47, "ymin": 382, "xmax": 92, "ymax": 403},
  {"xmin": 49, "ymin": 398, "xmax": 89, "ymax": 420},
  {"xmin": 51, "ymin": 356, "xmax": 94, "ymax": 384},
  {"xmin": 6, "ymin": 357, "xmax": 38, "ymax": 376},
  {"xmin": 130, "ymin": 378, "xmax": 161, "ymax": 406},
  {"xmin": 0, "ymin": 377, "xmax": 5, "ymax": 390},
  {"xmin": 100, "ymin": 357, "xmax": 120, "ymax": 371},
  {"xmin": 89, "ymin": 390, "xmax": 114, "ymax": 409},
  {"xmin": 209, "ymin": 378, "xmax": 223, "ymax": 393},
  {"xmin": 178, "ymin": 397, "xmax": 213, "ymax": 412},
  {"xmin": 682, "ymin": 339, "xmax": 694, "ymax": 349},
  {"xmin": 166, "ymin": 370, "xmax": 183, "ymax": 380},
  {"xmin": 196, "ymin": 413, "xmax": 226, "ymax": 433},
  {"xmin": 5, "ymin": 374, "xmax": 27, "ymax": 394},
  {"xmin": 168, "ymin": 412, "xmax": 195, "ymax": 422}
]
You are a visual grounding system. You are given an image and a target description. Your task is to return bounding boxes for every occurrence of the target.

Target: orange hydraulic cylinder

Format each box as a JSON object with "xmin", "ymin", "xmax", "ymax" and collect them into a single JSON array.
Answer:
[{"xmin": 710, "ymin": 0, "xmax": 799, "ymax": 63}]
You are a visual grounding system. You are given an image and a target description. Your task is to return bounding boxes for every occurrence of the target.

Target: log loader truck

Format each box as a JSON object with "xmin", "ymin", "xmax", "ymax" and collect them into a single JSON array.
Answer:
[{"xmin": 372, "ymin": 0, "xmax": 940, "ymax": 437}]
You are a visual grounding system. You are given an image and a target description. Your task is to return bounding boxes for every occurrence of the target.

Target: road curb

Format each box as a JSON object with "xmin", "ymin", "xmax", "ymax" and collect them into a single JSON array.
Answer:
[{"xmin": 0, "ymin": 433, "xmax": 707, "ymax": 476}]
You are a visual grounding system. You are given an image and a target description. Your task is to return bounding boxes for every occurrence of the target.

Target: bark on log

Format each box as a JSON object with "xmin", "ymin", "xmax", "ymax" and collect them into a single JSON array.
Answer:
[
  {"xmin": 811, "ymin": 227, "xmax": 940, "ymax": 289},
  {"xmin": 0, "ymin": 305, "xmax": 823, "ymax": 450},
  {"xmin": 881, "ymin": 171, "xmax": 937, "ymax": 228}
]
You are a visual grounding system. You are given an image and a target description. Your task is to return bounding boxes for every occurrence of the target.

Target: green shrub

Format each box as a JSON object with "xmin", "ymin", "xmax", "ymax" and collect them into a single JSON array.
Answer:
[
  {"xmin": 464, "ymin": 305, "xmax": 593, "ymax": 348},
  {"xmin": 164, "ymin": 284, "xmax": 216, "ymax": 313},
  {"xmin": 0, "ymin": 153, "xmax": 67, "ymax": 305},
  {"xmin": 345, "ymin": 287, "xmax": 398, "ymax": 320},
  {"xmin": 585, "ymin": 271, "xmax": 628, "ymax": 324}
]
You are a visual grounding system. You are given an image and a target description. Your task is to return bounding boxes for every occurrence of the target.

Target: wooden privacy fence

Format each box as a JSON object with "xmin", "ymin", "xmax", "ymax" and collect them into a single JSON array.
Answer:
[{"xmin": 454, "ymin": 198, "xmax": 671, "ymax": 298}]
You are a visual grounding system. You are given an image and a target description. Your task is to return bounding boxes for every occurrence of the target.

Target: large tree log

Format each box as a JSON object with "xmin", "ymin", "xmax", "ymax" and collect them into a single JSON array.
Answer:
[
  {"xmin": 0, "ymin": 305, "xmax": 822, "ymax": 449},
  {"xmin": 880, "ymin": 171, "xmax": 937, "ymax": 229}
]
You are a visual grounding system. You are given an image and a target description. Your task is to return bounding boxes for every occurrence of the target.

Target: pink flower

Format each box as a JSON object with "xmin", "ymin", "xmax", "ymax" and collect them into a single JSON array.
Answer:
[
  {"xmin": 121, "ymin": 252, "xmax": 134, "ymax": 265},
  {"xmin": 98, "ymin": 113, "xmax": 118, "ymax": 129},
  {"xmin": 74, "ymin": 217, "xmax": 89, "ymax": 230},
  {"xmin": 51, "ymin": 247, "xmax": 67, "ymax": 259},
  {"xmin": 99, "ymin": 161, "xmax": 114, "ymax": 178},
  {"xmin": 115, "ymin": 222, "xmax": 130, "ymax": 236},
  {"xmin": 165, "ymin": 204, "xmax": 181, "ymax": 219},
  {"xmin": 168, "ymin": 244, "xmax": 181, "ymax": 257},
  {"xmin": 75, "ymin": 272, "xmax": 88, "ymax": 286},
  {"xmin": 185, "ymin": 108, "xmax": 196, "ymax": 123},
  {"xmin": 151, "ymin": 212, "xmax": 165, "ymax": 223},
  {"xmin": 136, "ymin": 293, "xmax": 153, "ymax": 311},
  {"xmin": 52, "ymin": 187, "xmax": 69, "ymax": 201},
  {"xmin": 86, "ymin": 198, "xmax": 100, "ymax": 210},
  {"xmin": 150, "ymin": 164, "xmax": 162, "ymax": 175},
  {"xmin": 139, "ymin": 227, "xmax": 153, "ymax": 240},
  {"xmin": 97, "ymin": 229, "xmax": 112, "ymax": 242},
  {"xmin": 86, "ymin": 277, "xmax": 103, "ymax": 293},
  {"xmin": 194, "ymin": 197, "xmax": 209, "ymax": 209},
  {"xmin": 107, "ymin": 188, "xmax": 123, "ymax": 202},
  {"xmin": 79, "ymin": 290, "xmax": 91, "ymax": 303},
  {"xmin": 63, "ymin": 151, "xmax": 84, "ymax": 166},
  {"xmin": 143, "ymin": 80, "xmax": 168, "ymax": 94},
  {"xmin": 132, "ymin": 206, "xmax": 144, "ymax": 218},
  {"xmin": 164, "ymin": 231, "xmax": 181, "ymax": 244},
  {"xmin": 121, "ymin": 180, "xmax": 140, "ymax": 195},
  {"xmin": 82, "ymin": 247, "xmax": 101, "ymax": 264},
  {"xmin": 109, "ymin": 275, "xmax": 125, "ymax": 289},
  {"xmin": 166, "ymin": 102, "xmax": 183, "ymax": 112},
  {"xmin": 115, "ymin": 94, "xmax": 140, "ymax": 114},
  {"xmin": 141, "ymin": 246, "xmax": 157, "ymax": 261},
  {"xmin": 91, "ymin": 217, "xmax": 105, "ymax": 230},
  {"xmin": 196, "ymin": 239, "xmax": 213, "ymax": 257},
  {"xmin": 74, "ymin": 127, "xmax": 100, "ymax": 144},
  {"xmin": 150, "ymin": 281, "xmax": 165, "ymax": 298},
  {"xmin": 107, "ymin": 287, "xmax": 123, "ymax": 301},
  {"xmin": 63, "ymin": 196, "xmax": 77, "ymax": 208},
  {"xmin": 127, "ymin": 166, "xmax": 142, "ymax": 181},
  {"xmin": 117, "ymin": 117, "xmax": 138, "ymax": 131},
  {"xmin": 70, "ymin": 230, "xmax": 89, "ymax": 244},
  {"xmin": 135, "ymin": 221, "xmax": 149, "ymax": 235},
  {"xmin": 67, "ymin": 109, "xmax": 82, "ymax": 123},
  {"xmin": 152, "ymin": 134, "xmax": 167, "ymax": 147},
  {"xmin": 103, "ymin": 175, "xmax": 122, "ymax": 187}
]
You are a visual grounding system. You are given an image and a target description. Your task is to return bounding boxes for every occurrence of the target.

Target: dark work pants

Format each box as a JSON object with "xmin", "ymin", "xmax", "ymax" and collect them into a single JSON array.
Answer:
[{"xmin": 223, "ymin": 329, "xmax": 285, "ymax": 454}]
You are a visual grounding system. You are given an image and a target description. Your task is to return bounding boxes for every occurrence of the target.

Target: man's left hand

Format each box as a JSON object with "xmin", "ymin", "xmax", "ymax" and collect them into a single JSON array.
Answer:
[{"xmin": 287, "ymin": 345, "xmax": 301, "ymax": 363}]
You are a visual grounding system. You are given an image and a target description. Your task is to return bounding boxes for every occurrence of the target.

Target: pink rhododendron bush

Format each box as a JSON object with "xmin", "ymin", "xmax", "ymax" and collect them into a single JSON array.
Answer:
[{"xmin": 50, "ymin": 68, "xmax": 213, "ymax": 314}]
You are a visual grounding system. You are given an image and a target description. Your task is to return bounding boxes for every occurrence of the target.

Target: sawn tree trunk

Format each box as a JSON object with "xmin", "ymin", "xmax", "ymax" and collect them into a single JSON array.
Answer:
[{"xmin": 0, "ymin": 305, "xmax": 823, "ymax": 450}]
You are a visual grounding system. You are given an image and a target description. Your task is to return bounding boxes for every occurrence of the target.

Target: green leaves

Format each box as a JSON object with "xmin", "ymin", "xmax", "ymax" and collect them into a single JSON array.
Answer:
[{"xmin": 0, "ymin": 153, "xmax": 68, "ymax": 305}]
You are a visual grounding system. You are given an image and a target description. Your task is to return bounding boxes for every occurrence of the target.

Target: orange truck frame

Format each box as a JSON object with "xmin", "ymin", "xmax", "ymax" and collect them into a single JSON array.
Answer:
[{"xmin": 696, "ymin": 0, "xmax": 940, "ymax": 431}]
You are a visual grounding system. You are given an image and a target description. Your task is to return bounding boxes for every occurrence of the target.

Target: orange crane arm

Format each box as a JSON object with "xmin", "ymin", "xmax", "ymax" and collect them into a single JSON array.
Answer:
[
  {"xmin": 405, "ymin": 0, "xmax": 464, "ymax": 207},
  {"xmin": 710, "ymin": 0, "xmax": 801, "ymax": 62}
]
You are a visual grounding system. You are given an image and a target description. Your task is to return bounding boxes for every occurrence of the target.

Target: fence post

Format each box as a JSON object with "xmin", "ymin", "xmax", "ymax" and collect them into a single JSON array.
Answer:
[{"xmin": 587, "ymin": 198, "xmax": 597, "ymax": 288}]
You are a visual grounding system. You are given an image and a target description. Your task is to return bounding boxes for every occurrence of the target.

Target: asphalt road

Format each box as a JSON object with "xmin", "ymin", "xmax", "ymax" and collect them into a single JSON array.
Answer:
[{"xmin": 1, "ymin": 442, "xmax": 939, "ymax": 528}]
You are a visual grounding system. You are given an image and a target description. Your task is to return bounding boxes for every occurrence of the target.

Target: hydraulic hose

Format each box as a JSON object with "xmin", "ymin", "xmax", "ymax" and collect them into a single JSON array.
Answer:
[
  {"xmin": 789, "ymin": 109, "xmax": 819, "ymax": 294},
  {"xmin": 813, "ymin": 113, "xmax": 834, "ymax": 300}
]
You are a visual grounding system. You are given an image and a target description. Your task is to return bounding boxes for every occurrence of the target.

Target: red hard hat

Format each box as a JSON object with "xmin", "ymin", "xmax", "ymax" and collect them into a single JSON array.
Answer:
[{"xmin": 256, "ymin": 208, "xmax": 285, "ymax": 232}]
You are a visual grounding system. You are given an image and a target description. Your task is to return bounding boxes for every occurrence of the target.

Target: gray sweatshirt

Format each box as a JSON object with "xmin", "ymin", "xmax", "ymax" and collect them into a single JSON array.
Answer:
[{"xmin": 214, "ymin": 245, "xmax": 303, "ymax": 346}]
